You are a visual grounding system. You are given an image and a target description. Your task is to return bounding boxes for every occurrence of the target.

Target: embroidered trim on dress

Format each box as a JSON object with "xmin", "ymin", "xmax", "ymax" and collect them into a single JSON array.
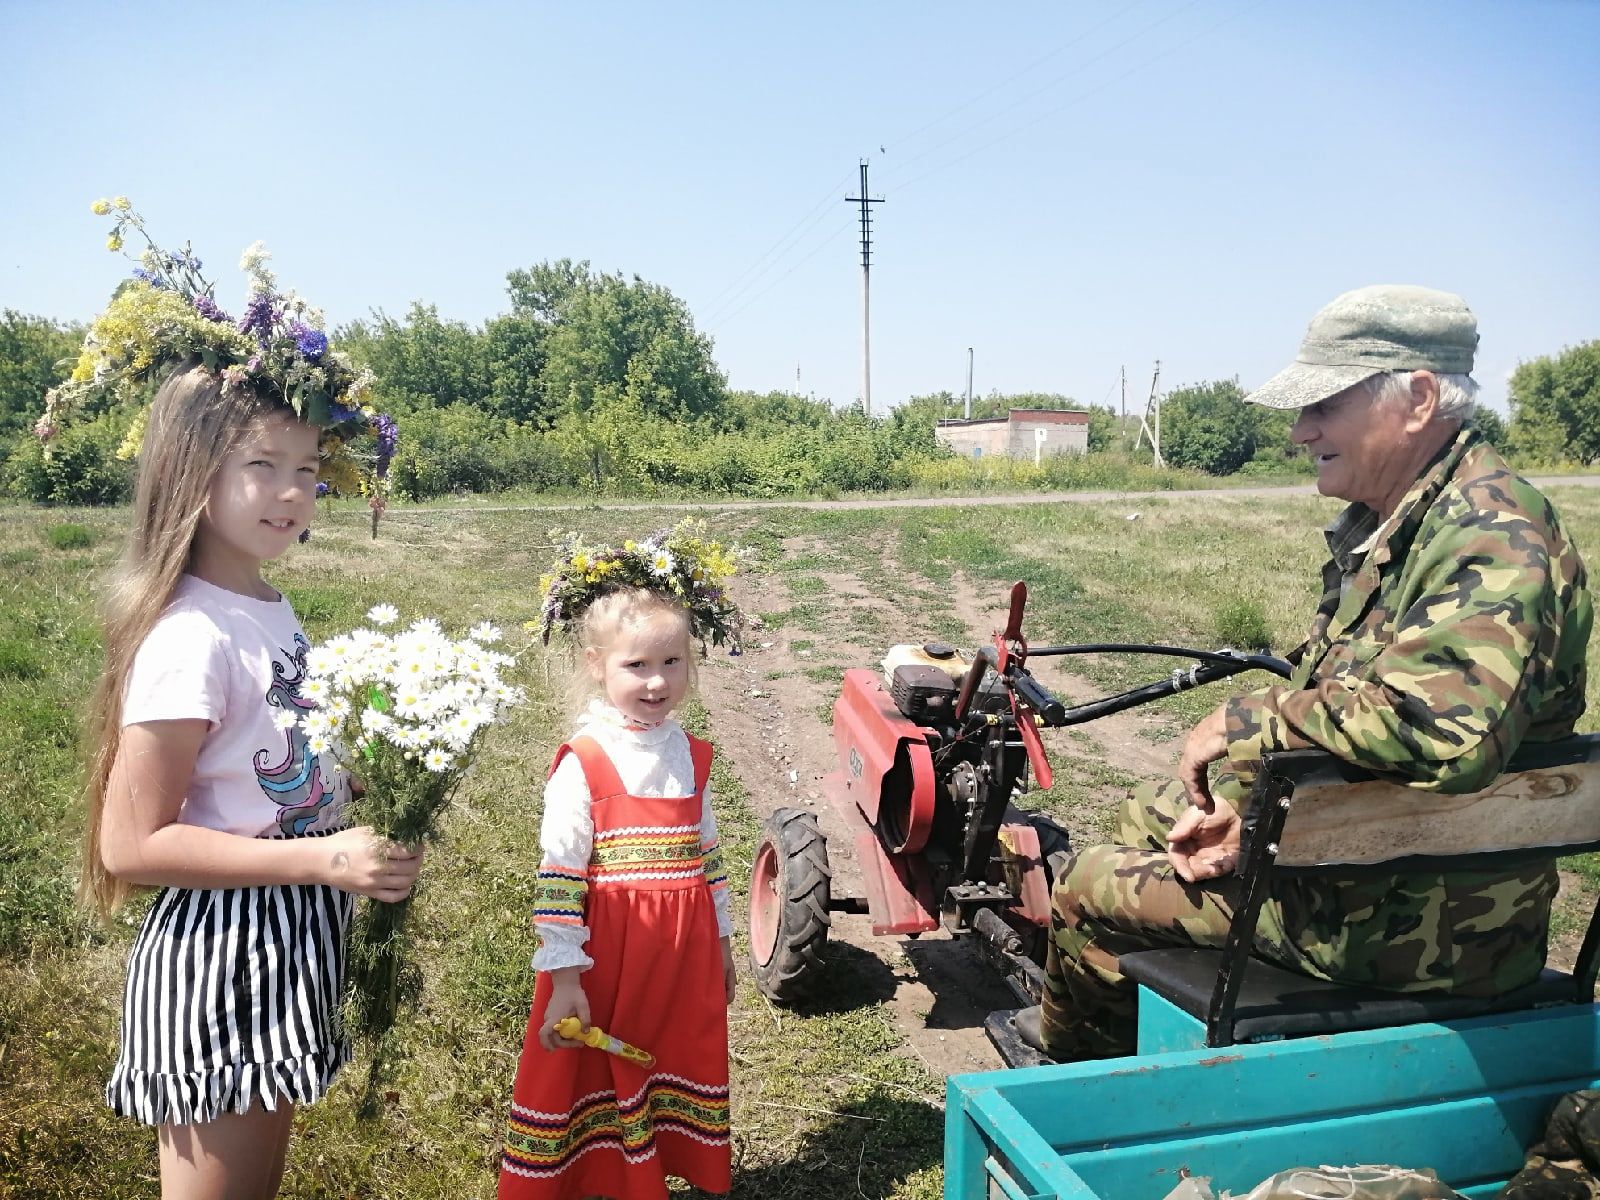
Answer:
[
  {"xmin": 532, "ymin": 865, "xmax": 589, "ymax": 926},
  {"xmin": 502, "ymin": 1074, "xmax": 731, "ymax": 1178},
  {"xmin": 591, "ymin": 825, "xmax": 705, "ymax": 883},
  {"xmin": 702, "ymin": 839, "xmax": 728, "ymax": 893}
]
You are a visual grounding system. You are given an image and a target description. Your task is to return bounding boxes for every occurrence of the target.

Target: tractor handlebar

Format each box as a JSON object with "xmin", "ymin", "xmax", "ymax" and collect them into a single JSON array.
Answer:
[
  {"xmin": 954, "ymin": 643, "xmax": 1293, "ymax": 729},
  {"xmin": 1045, "ymin": 651, "xmax": 1287, "ymax": 728},
  {"xmin": 1010, "ymin": 669, "xmax": 1067, "ymax": 724}
]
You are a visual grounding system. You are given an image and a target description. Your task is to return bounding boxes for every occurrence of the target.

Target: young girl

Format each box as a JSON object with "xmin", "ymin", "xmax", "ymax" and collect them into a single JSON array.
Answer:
[
  {"xmin": 500, "ymin": 545, "xmax": 740, "ymax": 1200},
  {"xmin": 81, "ymin": 362, "xmax": 423, "ymax": 1198}
]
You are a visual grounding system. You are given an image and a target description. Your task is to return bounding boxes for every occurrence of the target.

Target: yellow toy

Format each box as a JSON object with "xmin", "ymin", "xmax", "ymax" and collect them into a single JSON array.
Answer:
[{"xmin": 552, "ymin": 1017, "xmax": 656, "ymax": 1069}]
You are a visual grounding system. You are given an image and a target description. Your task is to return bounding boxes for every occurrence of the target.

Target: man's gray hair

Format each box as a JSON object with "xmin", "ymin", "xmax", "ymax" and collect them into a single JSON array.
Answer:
[{"xmin": 1363, "ymin": 370, "xmax": 1480, "ymax": 423}]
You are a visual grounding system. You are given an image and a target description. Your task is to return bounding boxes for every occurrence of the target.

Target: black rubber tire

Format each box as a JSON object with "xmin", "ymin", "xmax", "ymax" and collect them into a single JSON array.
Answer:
[{"xmin": 747, "ymin": 808, "xmax": 832, "ymax": 1004}]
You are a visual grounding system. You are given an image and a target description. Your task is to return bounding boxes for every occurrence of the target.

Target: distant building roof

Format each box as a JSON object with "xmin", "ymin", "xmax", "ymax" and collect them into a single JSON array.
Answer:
[{"xmin": 937, "ymin": 408, "xmax": 1089, "ymax": 428}]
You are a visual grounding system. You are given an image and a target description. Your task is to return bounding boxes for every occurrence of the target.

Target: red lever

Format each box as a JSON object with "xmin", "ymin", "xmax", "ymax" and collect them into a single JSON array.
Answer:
[
  {"xmin": 997, "ymin": 582, "xmax": 1051, "ymax": 788},
  {"xmin": 1014, "ymin": 699, "xmax": 1054, "ymax": 791},
  {"xmin": 995, "ymin": 581, "xmax": 1029, "ymax": 674},
  {"xmin": 1004, "ymin": 581, "xmax": 1028, "ymax": 650}
]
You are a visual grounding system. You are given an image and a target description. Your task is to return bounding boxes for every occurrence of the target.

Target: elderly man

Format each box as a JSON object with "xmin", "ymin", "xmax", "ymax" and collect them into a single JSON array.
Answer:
[{"xmin": 1015, "ymin": 284, "xmax": 1593, "ymax": 1062}]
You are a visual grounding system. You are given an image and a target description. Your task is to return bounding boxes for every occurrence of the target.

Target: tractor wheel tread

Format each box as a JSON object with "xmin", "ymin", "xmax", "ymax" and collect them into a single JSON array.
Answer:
[{"xmin": 748, "ymin": 808, "xmax": 832, "ymax": 1004}]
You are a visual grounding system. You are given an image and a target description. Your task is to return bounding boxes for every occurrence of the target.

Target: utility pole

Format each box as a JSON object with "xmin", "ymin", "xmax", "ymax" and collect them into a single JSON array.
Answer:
[
  {"xmin": 845, "ymin": 160, "xmax": 883, "ymax": 415},
  {"xmin": 1134, "ymin": 359, "xmax": 1164, "ymax": 468},
  {"xmin": 1120, "ymin": 364, "xmax": 1126, "ymax": 422},
  {"xmin": 965, "ymin": 347, "xmax": 974, "ymax": 419}
]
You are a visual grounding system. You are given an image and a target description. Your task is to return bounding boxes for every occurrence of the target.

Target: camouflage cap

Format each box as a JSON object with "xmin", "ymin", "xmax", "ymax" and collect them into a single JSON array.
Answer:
[{"xmin": 1248, "ymin": 284, "xmax": 1479, "ymax": 409}]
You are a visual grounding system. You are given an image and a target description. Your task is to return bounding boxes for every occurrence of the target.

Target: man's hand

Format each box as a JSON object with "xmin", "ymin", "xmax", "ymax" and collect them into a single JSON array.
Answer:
[
  {"xmin": 1177, "ymin": 703, "xmax": 1230, "ymax": 812},
  {"xmin": 1167, "ymin": 798, "xmax": 1242, "ymax": 883}
]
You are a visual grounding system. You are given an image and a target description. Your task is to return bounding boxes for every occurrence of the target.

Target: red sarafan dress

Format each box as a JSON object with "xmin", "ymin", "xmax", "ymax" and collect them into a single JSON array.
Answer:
[{"xmin": 500, "ymin": 734, "xmax": 731, "ymax": 1199}]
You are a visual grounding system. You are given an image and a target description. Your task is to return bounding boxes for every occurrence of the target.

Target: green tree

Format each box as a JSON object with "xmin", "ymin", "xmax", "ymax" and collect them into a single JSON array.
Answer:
[
  {"xmin": 483, "ymin": 313, "xmax": 550, "ymax": 425},
  {"xmin": 335, "ymin": 302, "xmax": 492, "ymax": 412},
  {"xmin": 505, "ymin": 258, "xmax": 592, "ymax": 323},
  {"xmin": 0, "ymin": 310, "xmax": 83, "ymax": 438},
  {"xmin": 718, "ymin": 390, "xmax": 836, "ymax": 433},
  {"xmin": 1470, "ymin": 405, "xmax": 1507, "ymax": 448},
  {"xmin": 1506, "ymin": 342, "xmax": 1600, "ymax": 464},
  {"xmin": 539, "ymin": 270, "xmax": 725, "ymax": 421},
  {"xmin": 1161, "ymin": 379, "xmax": 1263, "ymax": 475},
  {"xmin": 1086, "ymin": 405, "xmax": 1119, "ymax": 452},
  {"xmin": 549, "ymin": 385, "xmax": 652, "ymax": 490}
]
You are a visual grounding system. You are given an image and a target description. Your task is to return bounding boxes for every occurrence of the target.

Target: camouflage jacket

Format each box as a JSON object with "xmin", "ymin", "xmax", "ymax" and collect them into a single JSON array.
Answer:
[{"xmin": 1223, "ymin": 425, "xmax": 1593, "ymax": 994}]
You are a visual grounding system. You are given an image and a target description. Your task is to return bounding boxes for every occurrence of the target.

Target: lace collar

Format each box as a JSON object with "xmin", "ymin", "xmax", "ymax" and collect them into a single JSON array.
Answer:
[{"xmin": 581, "ymin": 699, "xmax": 677, "ymax": 745}]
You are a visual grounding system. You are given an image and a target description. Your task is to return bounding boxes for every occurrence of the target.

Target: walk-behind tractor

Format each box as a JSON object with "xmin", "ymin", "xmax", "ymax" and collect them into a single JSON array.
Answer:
[{"xmin": 746, "ymin": 581, "xmax": 1290, "ymax": 1036}]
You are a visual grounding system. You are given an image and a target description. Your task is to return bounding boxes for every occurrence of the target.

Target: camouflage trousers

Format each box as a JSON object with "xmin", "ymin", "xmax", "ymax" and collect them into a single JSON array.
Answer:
[{"xmin": 1038, "ymin": 778, "xmax": 1301, "ymax": 1061}]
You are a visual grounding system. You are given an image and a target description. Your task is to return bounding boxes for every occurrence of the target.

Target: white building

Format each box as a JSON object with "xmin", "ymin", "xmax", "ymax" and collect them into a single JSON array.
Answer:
[{"xmin": 935, "ymin": 408, "xmax": 1090, "ymax": 460}]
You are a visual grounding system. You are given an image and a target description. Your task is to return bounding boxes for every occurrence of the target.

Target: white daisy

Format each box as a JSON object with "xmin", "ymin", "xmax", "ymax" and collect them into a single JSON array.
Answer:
[
  {"xmin": 272, "ymin": 709, "xmax": 299, "ymax": 731},
  {"xmin": 367, "ymin": 603, "xmax": 400, "ymax": 627},
  {"xmin": 424, "ymin": 748, "xmax": 453, "ymax": 772},
  {"xmin": 360, "ymin": 709, "xmax": 394, "ymax": 735},
  {"xmin": 468, "ymin": 622, "xmax": 502, "ymax": 644}
]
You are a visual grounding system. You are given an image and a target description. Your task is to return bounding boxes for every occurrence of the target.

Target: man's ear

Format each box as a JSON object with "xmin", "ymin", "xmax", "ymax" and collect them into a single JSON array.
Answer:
[{"xmin": 1405, "ymin": 370, "xmax": 1441, "ymax": 431}]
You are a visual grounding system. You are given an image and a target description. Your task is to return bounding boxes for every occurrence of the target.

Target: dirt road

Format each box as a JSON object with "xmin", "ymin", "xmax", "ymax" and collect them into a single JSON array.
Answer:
[{"xmin": 399, "ymin": 475, "xmax": 1600, "ymax": 518}]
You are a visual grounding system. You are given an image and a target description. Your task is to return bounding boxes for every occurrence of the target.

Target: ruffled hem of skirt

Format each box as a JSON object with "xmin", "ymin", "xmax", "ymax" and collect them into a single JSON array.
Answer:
[{"xmin": 106, "ymin": 1041, "xmax": 351, "ymax": 1126}]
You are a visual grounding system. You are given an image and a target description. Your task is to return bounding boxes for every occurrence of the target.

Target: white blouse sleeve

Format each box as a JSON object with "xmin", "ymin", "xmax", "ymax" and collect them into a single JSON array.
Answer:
[{"xmin": 530, "ymin": 752, "xmax": 595, "ymax": 973}]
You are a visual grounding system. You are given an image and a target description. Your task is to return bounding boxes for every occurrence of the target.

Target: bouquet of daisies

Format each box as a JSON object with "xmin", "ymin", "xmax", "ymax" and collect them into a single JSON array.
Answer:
[{"xmin": 294, "ymin": 605, "xmax": 523, "ymax": 1100}]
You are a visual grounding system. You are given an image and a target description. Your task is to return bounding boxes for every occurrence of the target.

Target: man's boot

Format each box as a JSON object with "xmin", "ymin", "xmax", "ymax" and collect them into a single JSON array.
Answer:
[{"xmin": 1011, "ymin": 1006, "xmax": 1055, "ymax": 1059}]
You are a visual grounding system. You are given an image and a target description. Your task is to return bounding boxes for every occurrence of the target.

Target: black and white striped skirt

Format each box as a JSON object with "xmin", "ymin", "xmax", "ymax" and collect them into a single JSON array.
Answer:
[{"xmin": 106, "ymin": 863, "xmax": 355, "ymax": 1126}]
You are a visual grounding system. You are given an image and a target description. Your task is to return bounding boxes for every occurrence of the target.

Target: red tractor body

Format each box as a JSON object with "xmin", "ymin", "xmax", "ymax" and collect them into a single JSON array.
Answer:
[{"xmin": 747, "ymin": 582, "xmax": 1289, "ymax": 1030}]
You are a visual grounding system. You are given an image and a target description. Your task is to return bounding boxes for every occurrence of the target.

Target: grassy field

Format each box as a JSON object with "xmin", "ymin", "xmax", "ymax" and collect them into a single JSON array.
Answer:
[{"xmin": 2, "ymin": 484, "xmax": 1597, "ymax": 1198}]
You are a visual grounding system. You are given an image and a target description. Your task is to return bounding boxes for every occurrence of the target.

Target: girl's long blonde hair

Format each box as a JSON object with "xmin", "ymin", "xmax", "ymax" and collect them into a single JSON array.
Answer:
[{"xmin": 79, "ymin": 362, "xmax": 277, "ymax": 914}]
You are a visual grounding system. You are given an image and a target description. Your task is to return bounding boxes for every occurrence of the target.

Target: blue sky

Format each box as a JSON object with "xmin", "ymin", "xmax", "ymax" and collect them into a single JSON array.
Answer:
[{"xmin": 3, "ymin": 1, "xmax": 1596, "ymax": 416}]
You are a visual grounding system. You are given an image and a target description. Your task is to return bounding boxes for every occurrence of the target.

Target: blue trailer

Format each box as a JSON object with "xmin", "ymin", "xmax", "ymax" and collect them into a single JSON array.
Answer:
[{"xmin": 946, "ymin": 1004, "xmax": 1600, "ymax": 1200}]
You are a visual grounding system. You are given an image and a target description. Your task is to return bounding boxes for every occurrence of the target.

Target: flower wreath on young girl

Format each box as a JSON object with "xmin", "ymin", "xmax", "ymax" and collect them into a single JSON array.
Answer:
[
  {"xmin": 36, "ymin": 198, "xmax": 397, "ymax": 509},
  {"xmin": 536, "ymin": 519, "xmax": 746, "ymax": 655}
]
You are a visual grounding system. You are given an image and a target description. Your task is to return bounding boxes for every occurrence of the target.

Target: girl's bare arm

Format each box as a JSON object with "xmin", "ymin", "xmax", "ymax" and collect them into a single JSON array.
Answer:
[{"xmin": 99, "ymin": 720, "xmax": 421, "ymax": 900}]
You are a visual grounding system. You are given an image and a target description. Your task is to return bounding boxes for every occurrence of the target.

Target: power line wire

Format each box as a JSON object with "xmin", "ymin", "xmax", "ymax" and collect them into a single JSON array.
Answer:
[
  {"xmin": 698, "ymin": 170, "xmax": 855, "ymax": 321},
  {"xmin": 881, "ymin": 0, "xmax": 1150, "ymax": 157},
  {"xmin": 707, "ymin": 225, "xmax": 853, "ymax": 335},
  {"xmin": 894, "ymin": 0, "xmax": 1271, "ymax": 196},
  {"xmin": 700, "ymin": 190, "xmax": 852, "ymax": 328},
  {"xmin": 700, "ymin": 7, "xmax": 1150, "ymax": 332},
  {"xmin": 877, "ymin": 0, "xmax": 1201, "ymax": 188}
]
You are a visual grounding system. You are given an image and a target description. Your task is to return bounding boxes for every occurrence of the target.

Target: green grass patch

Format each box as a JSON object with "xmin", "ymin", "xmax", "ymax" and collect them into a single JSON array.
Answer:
[
  {"xmin": 0, "ymin": 634, "xmax": 44, "ymax": 681},
  {"xmin": 1213, "ymin": 596, "xmax": 1274, "ymax": 651},
  {"xmin": 44, "ymin": 522, "xmax": 96, "ymax": 551}
]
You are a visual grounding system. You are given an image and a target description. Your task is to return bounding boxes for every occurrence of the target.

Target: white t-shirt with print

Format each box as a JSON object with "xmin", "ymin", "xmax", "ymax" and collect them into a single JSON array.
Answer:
[{"xmin": 121, "ymin": 574, "xmax": 350, "ymax": 838}]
